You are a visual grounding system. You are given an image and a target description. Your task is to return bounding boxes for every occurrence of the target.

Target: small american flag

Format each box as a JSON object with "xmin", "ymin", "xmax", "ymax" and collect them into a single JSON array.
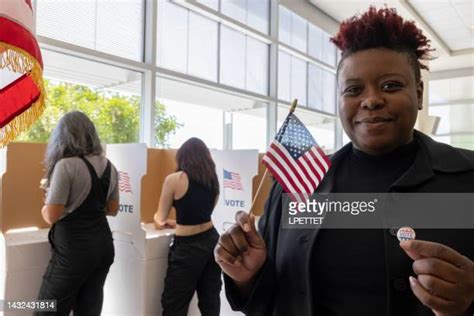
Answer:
[
  {"xmin": 223, "ymin": 169, "xmax": 243, "ymax": 191},
  {"xmin": 118, "ymin": 171, "xmax": 133, "ymax": 193},
  {"xmin": 262, "ymin": 112, "xmax": 331, "ymax": 202}
]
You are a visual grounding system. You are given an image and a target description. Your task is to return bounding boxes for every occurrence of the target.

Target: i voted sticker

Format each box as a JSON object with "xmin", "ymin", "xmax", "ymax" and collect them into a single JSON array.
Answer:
[{"xmin": 397, "ymin": 227, "xmax": 416, "ymax": 241}]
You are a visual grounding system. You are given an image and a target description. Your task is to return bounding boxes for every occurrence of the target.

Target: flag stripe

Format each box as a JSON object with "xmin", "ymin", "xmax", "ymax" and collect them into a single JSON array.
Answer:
[
  {"xmin": 0, "ymin": 0, "xmax": 34, "ymax": 33},
  {"xmin": 296, "ymin": 157, "xmax": 320, "ymax": 189},
  {"xmin": 118, "ymin": 171, "xmax": 133, "ymax": 193},
  {"xmin": 0, "ymin": 18, "xmax": 43, "ymax": 66},
  {"xmin": 309, "ymin": 148, "xmax": 329, "ymax": 174},
  {"xmin": 262, "ymin": 158, "xmax": 304, "ymax": 204},
  {"xmin": 0, "ymin": 74, "xmax": 40, "ymax": 128},
  {"xmin": 302, "ymin": 151, "xmax": 324, "ymax": 181},
  {"xmin": 262, "ymin": 152, "xmax": 300, "ymax": 194},
  {"xmin": 271, "ymin": 142, "xmax": 314, "ymax": 193},
  {"xmin": 25, "ymin": 0, "xmax": 33, "ymax": 11},
  {"xmin": 224, "ymin": 183, "xmax": 243, "ymax": 190},
  {"xmin": 223, "ymin": 185, "xmax": 243, "ymax": 189},
  {"xmin": 267, "ymin": 145, "xmax": 309, "ymax": 194},
  {"xmin": 314, "ymin": 147, "xmax": 331, "ymax": 171},
  {"xmin": 291, "ymin": 193, "xmax": 305, "ymax": 204},
  {"xmin": 262, "ymin": 158, "xmax": 296, "ymax": 199},
  {"xmin": 223, "ymin": 169, "xmax": 243, "ymax": 190},
  {"xmin": 262, "ymin": 155, "xmax": 299, "ymax": 195},
  {"xmin": 316, "ymin": 147, "xmax": 332, "ymax": 169}
]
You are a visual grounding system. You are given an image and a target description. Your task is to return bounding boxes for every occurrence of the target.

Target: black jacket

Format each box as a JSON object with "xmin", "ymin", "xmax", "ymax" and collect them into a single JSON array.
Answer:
[{"xmin": 225, "ymin": 131, "xmax": 474, "ymax": 316}]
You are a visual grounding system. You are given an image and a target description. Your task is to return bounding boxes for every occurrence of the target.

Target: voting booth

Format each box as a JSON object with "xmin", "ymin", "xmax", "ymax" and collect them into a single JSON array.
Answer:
[
  {"xmin": 0, "ymin": 143, "xmax": 51, "ymax": 316},
  {"xmin": 102, "ymin": 144, "xmax": 178, "ymax": 315},
  {"xmin": 0, "ymin": 142, "xmax": 270, "ymax": 315},
  {"xmin": 211, "ymin": 150, "xmax": 259, "ymax": 233},
  {"xmin": 102, "ymin": 145, "xmax": 260, "ymax": 315}
]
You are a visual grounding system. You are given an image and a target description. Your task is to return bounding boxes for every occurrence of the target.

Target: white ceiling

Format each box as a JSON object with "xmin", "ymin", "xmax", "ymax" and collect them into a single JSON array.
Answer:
[
  {"xmin": 308, "ymin": 0, "xmax": 474, "ymax": 72},
  {"xmin": 410, "ymin": 0, "xmax": 473, "ymax": 51}
]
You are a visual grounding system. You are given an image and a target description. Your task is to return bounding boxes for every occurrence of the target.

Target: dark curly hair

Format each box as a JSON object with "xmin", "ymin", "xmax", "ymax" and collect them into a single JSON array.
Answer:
[{"xmin": 331, "ymin": 7, "xmax": 434, "ymax": 82}]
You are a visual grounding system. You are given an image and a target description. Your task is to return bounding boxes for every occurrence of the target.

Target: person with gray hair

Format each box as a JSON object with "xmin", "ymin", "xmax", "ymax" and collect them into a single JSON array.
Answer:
[{"xmin": 36, "ymin": 111, "xmax": 119, "ymax": 315}]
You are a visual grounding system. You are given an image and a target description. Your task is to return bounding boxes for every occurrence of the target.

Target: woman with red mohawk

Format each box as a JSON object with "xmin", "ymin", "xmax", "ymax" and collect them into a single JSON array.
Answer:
[{"xmin": 215, "ymin": 7, "xmax": 474, "ymax": 316}]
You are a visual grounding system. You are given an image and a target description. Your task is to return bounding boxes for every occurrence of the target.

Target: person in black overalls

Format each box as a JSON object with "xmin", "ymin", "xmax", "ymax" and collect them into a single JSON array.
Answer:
[{"xmin": 36, "ymin": 111, "xmax": 118, "ymax": 315}]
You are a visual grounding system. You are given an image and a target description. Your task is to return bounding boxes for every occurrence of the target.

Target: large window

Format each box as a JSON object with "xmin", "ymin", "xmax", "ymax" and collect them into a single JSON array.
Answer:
[
  {"xmin": 279, "ymin": 5, "xmax": 337, "ymax": 64},
  {"xmin": 197, "ymin": 0, "xmax": 219, "ymax": 11},
  {"xmin": 231, "ymin": 104, "xmax": 268, "ymax": 152},
  {"xmin": 278, "ymin": 51, "xmax": 307, "ymax": 106},
  {"xmin": 216, "ymin": 0, "xmax": 270, "ymax": 34},
  {"xmin": 197, "ymin": 0, "xmax": 270, "ymax": 34},
  {"xmin": 220, "ymin": 26, "xmax": 246, "ymax": 89},
  {"xmin": 18, "ymin": 50, "xmax": 143, "ymax": 143},
  {"xmin": 36, "ymin": 0, "xmax": 144, "ymax": 61},
  {"xmin": 429, "ymin": 104, "xmax": 474, "ymax": 149},
  {"xmin": 429, "ymin": 77, "xmax": 474, "ymax": 150},
  {"xmin": 308, "ymin": 24, "xmax": 336, "ymax": 66},
  {"xmin": 157, "ymin": 1, "xmax": 269, "ymax": 95},
  {"xmin": 155, "ymin": 77, "xmax": 226, "ymax": 149},
  {"xmin": 291, "ymin": 57, "xmax": 307, "ymax": 107},
  {"xmin": 155, "ymin": 77, "xmax": 267, "ymax": 151},
  {"xmin": 308, "ymin": 64, "xmax": 336, "ymax": 114},
  {"xmin": 157, "ymin": 0, "xmax": 218, "ymax": 81},
  {"xmin": 277, "ymin": 5, "xmax": 338, "ymax": 117},
  {"xmin": 279, "ymin": 6, "xmax": 306, "ymax": 52},
  {"xmin": 220, "ymin": 26, "xmax": 269, "ymax": 94},
  {"xmin": 34, "ymin": 0, "xmax": 343, "ymax": 154},
  {"xmin": 188, "ymin": 12, "xmax": 219, "ymax": 80}
]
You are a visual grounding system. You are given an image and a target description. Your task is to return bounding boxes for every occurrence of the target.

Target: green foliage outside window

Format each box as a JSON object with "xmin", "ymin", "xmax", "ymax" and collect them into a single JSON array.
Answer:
[{"xmin": 18, "ymin": 81, "xmax": 181, "ymax": 147}]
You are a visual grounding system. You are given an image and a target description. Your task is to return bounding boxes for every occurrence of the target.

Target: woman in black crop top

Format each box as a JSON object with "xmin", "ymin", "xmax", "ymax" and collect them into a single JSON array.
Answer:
[{"xmin": 154, "ymin": 137, "xmax": 221, "ymax": 316}]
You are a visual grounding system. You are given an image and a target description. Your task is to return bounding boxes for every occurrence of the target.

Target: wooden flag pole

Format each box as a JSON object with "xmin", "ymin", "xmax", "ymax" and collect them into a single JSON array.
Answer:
[
  {"xmin": 249, "ymin": 99, "xmax": 298, "ymax": 214},
  {"xmin": 289, "ymin": 98, "xmax": 298, "ymax": 113}
]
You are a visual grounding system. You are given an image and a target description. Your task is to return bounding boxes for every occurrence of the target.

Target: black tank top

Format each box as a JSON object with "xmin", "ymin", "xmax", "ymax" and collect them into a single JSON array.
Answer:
[{"xmin": 172, "ymin": 176, "xmax": 216, "ymax": 225}]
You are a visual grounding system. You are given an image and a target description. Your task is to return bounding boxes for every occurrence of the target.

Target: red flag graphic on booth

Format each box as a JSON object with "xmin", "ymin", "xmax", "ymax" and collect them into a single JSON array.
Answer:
[{"xmin": 118, "ymin": 171, "xmax": 133, "ymax": 194}]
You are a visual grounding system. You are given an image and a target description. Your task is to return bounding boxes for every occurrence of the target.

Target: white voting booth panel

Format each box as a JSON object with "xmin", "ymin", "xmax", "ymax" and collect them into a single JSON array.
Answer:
[
  {"xmin": 212, "ymin": 150, "xmax": 258, "ymax": 316},
  {"xmin": 103, "ymin": 143, "xmax": 172, "ymax": 315},
  {"xmin": 211, "ymin": 150, "xmax": 258, "ymax": 234},
  {"xmin": 1, "ymin": 231, "xmax": 50, "ymax": 315}
]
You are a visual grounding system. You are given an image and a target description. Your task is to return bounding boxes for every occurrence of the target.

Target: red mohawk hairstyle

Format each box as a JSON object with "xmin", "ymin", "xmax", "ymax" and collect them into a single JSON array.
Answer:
[{"xmin": 331, "ymin": 7, "xmax": 434, "ymax": 81}]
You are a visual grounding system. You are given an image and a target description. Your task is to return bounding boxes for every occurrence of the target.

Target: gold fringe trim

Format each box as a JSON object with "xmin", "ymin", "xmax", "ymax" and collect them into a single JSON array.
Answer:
[{"xmin": 0, "ymin": 42, "xmax": 46, "ymax": 147}]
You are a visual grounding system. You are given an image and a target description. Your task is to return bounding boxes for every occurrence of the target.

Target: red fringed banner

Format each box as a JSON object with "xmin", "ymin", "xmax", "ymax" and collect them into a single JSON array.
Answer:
[{"xmin": 0, "ymin": 0, "xmax": 46, "ymax": 146}]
